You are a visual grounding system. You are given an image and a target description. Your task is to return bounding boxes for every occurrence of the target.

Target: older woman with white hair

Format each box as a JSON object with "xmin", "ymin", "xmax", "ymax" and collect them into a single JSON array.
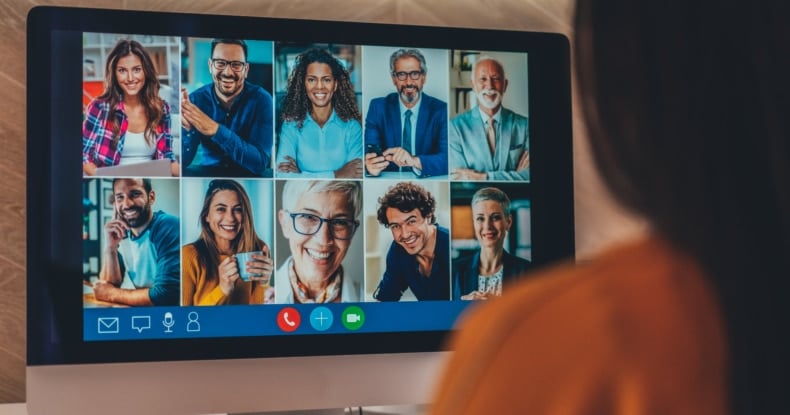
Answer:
[{"xmin": 275, "ymin": 180, "xmax": 363, "ymax": 303}]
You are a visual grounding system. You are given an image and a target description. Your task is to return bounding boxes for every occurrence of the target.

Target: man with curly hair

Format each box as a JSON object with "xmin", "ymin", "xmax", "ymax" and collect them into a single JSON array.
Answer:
[{"xmin": 373, "ymin": 182, "xmax": 450, "ymax": 301}]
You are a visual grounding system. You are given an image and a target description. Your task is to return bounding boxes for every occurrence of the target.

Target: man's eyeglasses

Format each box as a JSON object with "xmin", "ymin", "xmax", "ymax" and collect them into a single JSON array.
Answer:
[
  {"xmin": 287, "ymin": 212, "xmax": 358, "ymax": 240},
  {"xmin": 392, "ymin": 70, "xmax": 424, "ymax": 81},
  {"xmin": 211, "ymin": 59, "xmax": 247, "ymax": 72}
]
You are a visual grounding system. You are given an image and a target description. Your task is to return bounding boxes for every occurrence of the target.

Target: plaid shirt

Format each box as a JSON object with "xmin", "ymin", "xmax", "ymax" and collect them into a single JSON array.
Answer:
[{"xmin": 82, "ymin": 98, "xmax": 175, "ymax": 167}]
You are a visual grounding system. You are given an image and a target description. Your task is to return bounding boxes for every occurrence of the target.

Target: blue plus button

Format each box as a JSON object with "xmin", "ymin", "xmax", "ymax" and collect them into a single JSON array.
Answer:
[{"xmin": 309, "ymin": 306, "xmax": 334, "ymax": 332}]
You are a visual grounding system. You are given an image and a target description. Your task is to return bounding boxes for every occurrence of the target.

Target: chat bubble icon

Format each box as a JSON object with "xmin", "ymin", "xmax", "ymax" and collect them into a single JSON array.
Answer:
[{"xmin": 131, "ymin": 315, "xmax": 152, "ymax": 333}]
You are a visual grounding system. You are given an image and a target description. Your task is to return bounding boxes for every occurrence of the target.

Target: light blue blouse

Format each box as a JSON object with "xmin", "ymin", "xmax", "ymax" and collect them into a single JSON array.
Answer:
[{"xmin": 276, "ymin": 110, "xmax": 362, "ymax": 178}]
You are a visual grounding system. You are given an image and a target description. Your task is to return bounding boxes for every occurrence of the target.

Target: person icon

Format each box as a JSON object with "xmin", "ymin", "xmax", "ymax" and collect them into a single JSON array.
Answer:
[{"xmin": 186, "ymin": 311, "xmax": 201, "ymax": 333}]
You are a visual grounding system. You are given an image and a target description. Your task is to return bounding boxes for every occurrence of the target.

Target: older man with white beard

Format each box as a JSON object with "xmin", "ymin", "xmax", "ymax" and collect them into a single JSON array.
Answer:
[{"xmin": 449, "ymin": 57, "xmax": 530, "ymax": 181}]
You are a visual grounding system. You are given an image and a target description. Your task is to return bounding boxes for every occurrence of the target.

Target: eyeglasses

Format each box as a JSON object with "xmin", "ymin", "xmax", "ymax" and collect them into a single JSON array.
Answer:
[
  {"xmin": 385, "ymin": 215, "xmax": 425, "ymax": 232},
  {"xmin": 287, "ymin": 212, "xmax": 358, "ymax": 240},
  {"xmin": 211, "ymin": 59, "xmax": 247, "ymax": 72},
  {"xmin": 392, "ymin": 70, "xmax": 424, "ymax": 81}
]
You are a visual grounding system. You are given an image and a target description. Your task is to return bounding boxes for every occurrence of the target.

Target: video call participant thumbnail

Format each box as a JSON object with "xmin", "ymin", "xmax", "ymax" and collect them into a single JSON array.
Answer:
[
  {"xmin": 450, "ymin": 56, "xmax": 529, "ymax": 181},
  {"xmin": 373, "ymin": 182, "xmax": 450, "ymax": 301},
  {"xmin": 82, "ymin": 39, "xmax": 179, "ymax": 177},
  {"xmin": 94, "ymin": 178, "xmax": 180, "ymax": 306},
  {"xmin": 275, "ymin": 180, "xmax": 363, "ymax": 303},
  {"xmin": 452, "ymin": 187, "xmax": 531, "ymax": 300},
  {"xmin": 181, "ymin": 38, "xmax": 274, "ymax": 177},
  {"xmin": 277, "ymin": 48, "xmax": 363, "ymax": 179},
  {"xmin": 364, "ymin": 49, "xmax": 448, "ymax": 178},
  {"xmin": 182, "ymin": 179, "xmax": 274, "ymax": 306}
]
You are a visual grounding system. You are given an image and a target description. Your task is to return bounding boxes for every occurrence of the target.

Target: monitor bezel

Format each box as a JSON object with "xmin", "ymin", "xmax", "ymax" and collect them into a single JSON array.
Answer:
[{"xmin": 27, "ymin": 6, "xmax": 574, "ymax": 366}]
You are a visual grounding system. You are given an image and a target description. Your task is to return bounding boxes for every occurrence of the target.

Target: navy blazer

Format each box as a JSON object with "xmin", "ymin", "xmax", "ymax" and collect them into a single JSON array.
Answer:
[
  {"xmin": 364, "ymin": 92, "xmax": 448, "ymax": 177},
  {"xmin": 452, "ymin": 250, "xmax": 531, "ymax": 300}
]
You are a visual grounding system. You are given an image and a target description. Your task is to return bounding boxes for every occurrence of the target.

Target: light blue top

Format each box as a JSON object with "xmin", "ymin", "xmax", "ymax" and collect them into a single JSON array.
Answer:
[{"xmin": 276, "ymin": 110, "xmax": 363, "ymax": 178}]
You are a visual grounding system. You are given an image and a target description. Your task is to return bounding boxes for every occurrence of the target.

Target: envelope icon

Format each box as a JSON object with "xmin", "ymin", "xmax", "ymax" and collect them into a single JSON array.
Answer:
[{"xmin": 97, "ymin": 317, "xmax": 120, "ymax": 334}]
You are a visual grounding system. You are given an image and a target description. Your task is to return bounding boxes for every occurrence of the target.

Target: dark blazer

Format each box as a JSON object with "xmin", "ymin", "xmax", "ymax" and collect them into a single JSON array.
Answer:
[
  {"xmin": 452, "ymin": 250, "xmax": 531, "ymax": 300},
  {"xmin": 364, "ymin": 92, "xmax": 448, "ymax": 177}
]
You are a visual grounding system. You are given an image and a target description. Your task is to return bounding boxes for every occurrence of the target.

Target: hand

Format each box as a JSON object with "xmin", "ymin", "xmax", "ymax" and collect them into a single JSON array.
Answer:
[
  {"xmin": 335, "ymin": 158, "xmax": 363, "ymax": 178},
  {"xmin": 461, "ymin": 291, "xmax": 490, "ymax": 301},
  {"xmin": 104, "ymin": 218, "xmax": 129, "ymax": 251},
  {"xmin": 245, "ymin": 246, "xmax": 274, "ymax": 285},
  {"xmin": 93, "ymin": 280, "xmax": 119, "ymax": 302},
  {"xmin": 364, "ymin": 152, "xmax": 389, "ymax": 176},
  {"xmin": 170, "ymin": 161, "xmax": 180, "ymax": 177},
  {"xmin": 517, "ymin": 150, "xmax": 530, "ymax": 171},
  {"xmin": 277, "ymin": 156, "xmax": 301, "ymax": 174},
  {"xmin": 382, "ymin": 147, "xmax": 416, "ymax": 168},
  {"xmin": 83, "ymin": 162, "xmax": 98, "ymax": 176},
  {"xmin": 451, "ymin": 168, "xmax": 486, "ymax": 180},
  {"xmin": 218, "ymin": 256, "xmax": 240, "ymax": 296},
  {"xmin": 181, "ymin": 91, "xmax": 219, "ymax": 136},
  {"xmin": 180, "ymin": 88, "xmax": 193, "ymax": 131}
]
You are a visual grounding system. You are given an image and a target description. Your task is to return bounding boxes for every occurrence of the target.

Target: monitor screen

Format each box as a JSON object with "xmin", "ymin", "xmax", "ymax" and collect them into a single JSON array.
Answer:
[{"xmin": 27, "ymin": 6, "xmax": 573, "ymax": 414}]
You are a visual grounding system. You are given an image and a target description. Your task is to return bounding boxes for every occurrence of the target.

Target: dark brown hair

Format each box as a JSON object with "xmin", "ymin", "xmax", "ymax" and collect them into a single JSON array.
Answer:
[
  {"xmin": 575, "ymin": 2, "xmax": 790, "ymax": 413},
  {"xmin": 376, "ymin": 182, "xmax": 436, "ymax": 226},
  {"xmin": 280, "ymin": 48, "xmax": 361, "ymax": 129},
  {"xmin": 99, "ymin": 39, "xmax": 165, "ymax": 150}
]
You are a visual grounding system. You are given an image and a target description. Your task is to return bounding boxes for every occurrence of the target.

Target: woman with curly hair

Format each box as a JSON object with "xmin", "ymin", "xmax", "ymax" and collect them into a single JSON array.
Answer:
[
  {"xmin": 82, "ymin": 39, "xmax": 179, "ymax": 176},
  {"xmin": 276, "ymin": 48, "xmax": 363, "ymax": 178}
]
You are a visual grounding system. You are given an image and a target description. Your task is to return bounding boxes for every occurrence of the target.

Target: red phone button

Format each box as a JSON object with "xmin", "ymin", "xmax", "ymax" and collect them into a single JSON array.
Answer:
[{"xmin": 276, "ymin": 307, "xmax": 301, "ymax": 332}]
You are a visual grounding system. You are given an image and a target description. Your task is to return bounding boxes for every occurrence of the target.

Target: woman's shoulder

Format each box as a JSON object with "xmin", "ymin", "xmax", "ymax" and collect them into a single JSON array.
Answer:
[
  {"xmin": 86, "ymin": 97, "xmax": 112, "ymax": 112},
  {"xmin": 181, "ymin": 243, "xmax": 199, "ymax": 258},
  {"xmin": 433, "ymin": 235, "xmax": 727, "ymax": 414}
]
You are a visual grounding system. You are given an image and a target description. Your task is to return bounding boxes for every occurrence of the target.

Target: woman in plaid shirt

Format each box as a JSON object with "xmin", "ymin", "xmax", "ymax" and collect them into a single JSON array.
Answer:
[{"xmin": 82, "ymin": 39, "xmax": 179, "ymax": 176}]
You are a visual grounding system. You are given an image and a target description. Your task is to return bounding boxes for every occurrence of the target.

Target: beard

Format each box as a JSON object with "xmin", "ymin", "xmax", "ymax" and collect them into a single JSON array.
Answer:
[
  {"xmin": 476, "ymin": 88, "xmax": 502, "ymax": 111},
  {"xmin": 399, "ymin": 85, "xmax": 421, "ymax": 104},
  {"xmin": 120, "ymin": 202, "xmax": 152, "ymax": 228},
  {"xmin": 214, "ymin": 73, "xmax": 242, "ymax": 98}
]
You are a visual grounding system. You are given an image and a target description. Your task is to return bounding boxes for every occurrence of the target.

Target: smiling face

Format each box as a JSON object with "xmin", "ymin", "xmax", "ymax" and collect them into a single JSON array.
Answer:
[
  {"xmin": 305, "ymin": 62, "xmax": 337, "ymax": 110},
  {"xmin": 472, "ymin": 200, "xmax": 512, "ymax": 249},
  {"xmin": 471, "ymin": 59, "xmax": 508, "ymax": 116},
  {"xmin": 391, "ymin": 56, "xmax": 426, "ymax": 107},
  {"xmin": 115, "ymin": 54, "xmax": 146, "ymax": 97},
  {"xmin": 205, "ymin": 190, "xmax": 243, "ymax": 247},
  {"xmin": 279, "ymin": 191, "xmax": 353, "ymax": 283},
  {"xmin": 112, "ymin": 179, "xmax": 154, "ymax": 232},
  {"xmin": 386, "ymin": 208, "xmax": 434, "ymax": 256},
  {"xmin": 209, "ymin": 43, "xmax": 248, "ymax": 101}
]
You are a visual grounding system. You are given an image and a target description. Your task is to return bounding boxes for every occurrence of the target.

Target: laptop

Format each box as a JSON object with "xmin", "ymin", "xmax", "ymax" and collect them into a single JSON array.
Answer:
[{"xmin": 91, "ymin": 158, "xmax": 172, "ymax": 177}]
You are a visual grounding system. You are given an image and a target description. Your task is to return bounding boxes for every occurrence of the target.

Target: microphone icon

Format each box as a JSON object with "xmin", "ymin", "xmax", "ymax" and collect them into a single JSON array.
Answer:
[{"xmin": 162, "ymin": 312, "xmax": 175, "ymax": 333}]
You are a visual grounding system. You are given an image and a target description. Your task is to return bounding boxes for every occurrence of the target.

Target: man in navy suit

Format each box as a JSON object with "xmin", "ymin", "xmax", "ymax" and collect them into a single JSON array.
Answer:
[
  {"xmin": 364, "ymin": 49, "xmax": 448, "ymax": 178},
  {"xmin": 449, "ymin": 56, "xmax": 530, "ymax": 181}
]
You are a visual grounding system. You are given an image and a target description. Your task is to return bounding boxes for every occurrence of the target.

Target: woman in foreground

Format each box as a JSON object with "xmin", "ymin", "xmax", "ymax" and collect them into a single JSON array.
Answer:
[{"xmin": 431, "ymin": 1, "xmax": 789, "ymax": 414}]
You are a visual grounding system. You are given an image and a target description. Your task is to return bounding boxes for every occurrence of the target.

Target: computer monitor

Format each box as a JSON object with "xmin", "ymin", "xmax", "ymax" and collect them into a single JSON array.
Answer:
[{"xmin": 26, "ymin": 6, "xmax": 574, "ymax": 414}]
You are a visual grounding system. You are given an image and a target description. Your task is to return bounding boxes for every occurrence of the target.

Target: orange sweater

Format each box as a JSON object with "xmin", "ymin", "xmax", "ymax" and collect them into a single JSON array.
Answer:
[
  {"xmin": 181, "ymin": 243, "xmax": 265, "ymax": 305},
  {"xmin": 431, "ymin": 236, "xmax": 728, "ymax": 415}
]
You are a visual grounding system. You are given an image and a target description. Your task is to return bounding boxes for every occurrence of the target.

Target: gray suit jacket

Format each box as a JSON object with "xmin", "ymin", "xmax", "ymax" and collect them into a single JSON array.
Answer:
[{"xmin": 449, "ymin": 107, "xmax": 529, "ymax": 181}]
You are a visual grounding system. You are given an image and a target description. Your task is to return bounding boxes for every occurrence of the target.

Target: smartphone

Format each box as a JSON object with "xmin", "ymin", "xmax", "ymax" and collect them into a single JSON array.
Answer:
[{"xmin": 365, "ymin": 143, "xmax": 383, "ymax": 157}]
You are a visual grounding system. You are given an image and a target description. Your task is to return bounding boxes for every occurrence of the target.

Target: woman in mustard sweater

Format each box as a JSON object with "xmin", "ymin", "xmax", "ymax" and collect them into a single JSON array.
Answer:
[{"xmin": 182, "ymin": 179, "xmax": 273, "ymax": 305}]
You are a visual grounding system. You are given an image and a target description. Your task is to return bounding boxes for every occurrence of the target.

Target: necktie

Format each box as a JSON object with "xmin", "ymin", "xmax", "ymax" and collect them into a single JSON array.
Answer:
[
  {"xmin": 487, "ymin": 117, "xmax": 497, "ymax": 156},
  {"xmin": 403, "ymin": 109, "xmax": 413, "ymax": 155}
]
